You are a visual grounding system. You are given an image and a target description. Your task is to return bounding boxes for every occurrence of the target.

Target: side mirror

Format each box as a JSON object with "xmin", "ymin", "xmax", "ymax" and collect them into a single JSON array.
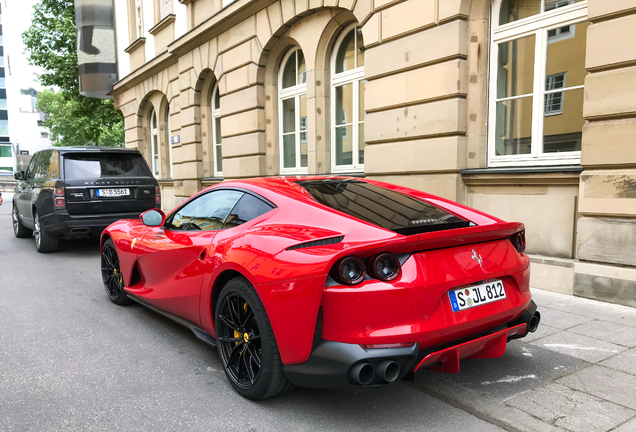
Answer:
[
  {"xmin": 140, "ymin": 209, "xmax": 166, "ymax": 227},
  {"xmin": 14, "ymin": 171, "xmax": 25, "ymax": 181}
]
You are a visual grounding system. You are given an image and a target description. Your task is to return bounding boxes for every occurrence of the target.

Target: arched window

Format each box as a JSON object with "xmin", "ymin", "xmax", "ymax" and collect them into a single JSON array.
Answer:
[
  {"xmin": 331, "ymin": 26, "xmax": 365, "ymax": 172},
  {"xmin": 149, "ymin": 108, "xmax": 159, "ymax": 176},
  {"xmin": 488, "ymin": 0, "xmax": 588, "ymax": 166},
  {"xmin": 165, "ymin": 105, "xmax": 173, "ymax": 178},
  {"xmin": 278, "ymin": 48, "xmax": 307, "ymax": 174},
  {"xmin": 211, "ymin": 84, "xmax": 223, "ymax": 177}
]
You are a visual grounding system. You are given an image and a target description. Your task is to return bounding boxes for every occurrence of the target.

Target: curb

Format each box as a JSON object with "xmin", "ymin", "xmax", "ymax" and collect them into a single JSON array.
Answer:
[{"xmin": 408, "ymin": 373, "xmax": 567, "ymax": 432}]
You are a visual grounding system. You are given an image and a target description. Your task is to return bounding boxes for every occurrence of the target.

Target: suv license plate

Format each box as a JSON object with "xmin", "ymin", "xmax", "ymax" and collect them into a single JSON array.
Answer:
[
  {"xmin": 96, "ymin": 188, "xmax": 130, "ymax": 197},
  {"xmin": 449, "ymin": 280, "xmax": 506, "ymax": 312}
]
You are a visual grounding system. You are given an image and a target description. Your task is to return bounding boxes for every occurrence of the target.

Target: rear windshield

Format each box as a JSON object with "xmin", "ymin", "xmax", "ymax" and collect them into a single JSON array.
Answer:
[
  {"xmin": 298, "ymin": 179, "xmax": 470, "ymax": 235},
  {"xmin": 63, "ymin": 153, "xmax": 150, "ymax": 179}
]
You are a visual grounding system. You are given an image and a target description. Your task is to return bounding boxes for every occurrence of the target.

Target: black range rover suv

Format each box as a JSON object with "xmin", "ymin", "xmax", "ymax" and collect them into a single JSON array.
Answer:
[{"xmin": 12, "ymin": 147, "xmax": 160, "ymax": 253}]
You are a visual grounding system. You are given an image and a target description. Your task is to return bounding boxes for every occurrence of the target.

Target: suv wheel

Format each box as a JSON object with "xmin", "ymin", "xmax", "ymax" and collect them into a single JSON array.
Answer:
[
  {"xmin": 34, "ymin": 211, "xmax": 59, "ymax": 253},
  {"xmin": 12, "ymin": 205, "xmax": 33, "ymax": 238}
]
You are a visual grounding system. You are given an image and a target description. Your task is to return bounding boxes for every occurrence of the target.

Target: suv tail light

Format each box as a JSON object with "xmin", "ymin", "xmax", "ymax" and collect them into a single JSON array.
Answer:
[
  {"xmin": 509, "ymin": 229, "xmax": 526, "ymax": 254},
  {"xmin": 54, "ymin": 187, "xmax": 66, "ymax": 209},
  {"xmin": 155, "ymin": 186, "xmax": 161, "ymax": 208}
]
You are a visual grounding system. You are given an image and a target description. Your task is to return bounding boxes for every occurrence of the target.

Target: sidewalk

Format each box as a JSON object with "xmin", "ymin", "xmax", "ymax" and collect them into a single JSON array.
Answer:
[{"xmin": 410, "ymin": 289, "xmax": 636, "ymax": 432}]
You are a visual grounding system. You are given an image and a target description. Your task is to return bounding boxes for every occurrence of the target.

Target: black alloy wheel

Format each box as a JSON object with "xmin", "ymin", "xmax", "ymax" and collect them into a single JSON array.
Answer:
[
  {"xmin": 12, "ymin": 205, "xmax": 33, "ymax": 238},
  {"xmin": 215, "ymin": 277, "xmax": 295, "ymax": 400},
  {"xmin": 217, "ymin": 292, "xmax": 263, "ymax": 388},
  {"xmin": 101, "ymin": 239, "xmax": 132, "ymax": 305}
]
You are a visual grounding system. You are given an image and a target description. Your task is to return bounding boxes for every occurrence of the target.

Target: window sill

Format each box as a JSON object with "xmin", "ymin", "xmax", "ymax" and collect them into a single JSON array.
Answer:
[
  {"xmin": 149, "ymin": 14, "xmax": 176, "ymax": 36},
  {"xmin": 461, "ymin": 165, "xmax": 583, "ymax": 186},
  {"xmin": 124, "ymin": 37, "xmax": 146, "ymax": 54}
]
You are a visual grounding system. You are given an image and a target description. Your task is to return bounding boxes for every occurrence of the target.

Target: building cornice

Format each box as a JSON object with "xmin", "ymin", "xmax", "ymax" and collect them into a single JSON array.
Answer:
[
  {"xmin": 112, "ymin": 0, "xmax": 278, "ymax": 97},
  {"xmin": 148, "ymin": 14, "xmax": 176, "ymax": 36},
  {"xmin": 168, "ymin": 0, "xmax": 278, "ymax": 56},
  {"xmin": 113, "ymin": 51, "xmax": 177, "ymax": 94}
]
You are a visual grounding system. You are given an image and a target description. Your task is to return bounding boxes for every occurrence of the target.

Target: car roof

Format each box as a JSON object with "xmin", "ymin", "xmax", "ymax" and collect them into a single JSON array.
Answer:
[{"xmin": 42, "ymin": 146, "xmax": 142, "ymax": 154}]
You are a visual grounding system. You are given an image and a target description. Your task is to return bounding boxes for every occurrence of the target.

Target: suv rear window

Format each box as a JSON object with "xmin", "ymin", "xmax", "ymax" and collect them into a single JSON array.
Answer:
[
  {"xmin": 298, "ymin": 179, "xmax": 470, "ymax": 235},
  {"xmin": 63, "ymin": 153, "xmax": 150, "ymax": 179}
]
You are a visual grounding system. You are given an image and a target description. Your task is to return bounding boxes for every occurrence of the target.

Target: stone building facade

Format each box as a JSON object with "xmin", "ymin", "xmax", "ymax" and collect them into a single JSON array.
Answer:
[{"xmin": 110, "ymin": 0, "xmax": 636, "ymax": 307}]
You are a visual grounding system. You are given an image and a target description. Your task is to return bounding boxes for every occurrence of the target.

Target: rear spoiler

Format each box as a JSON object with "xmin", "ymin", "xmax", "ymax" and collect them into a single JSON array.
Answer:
[{"xmin": 415, "ymin": 222, "xmax": 524, "ymax": 253}]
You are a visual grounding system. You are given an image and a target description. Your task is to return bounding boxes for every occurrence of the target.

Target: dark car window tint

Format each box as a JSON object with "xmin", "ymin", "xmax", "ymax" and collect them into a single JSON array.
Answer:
[
  {"xmin": 34, "ymin": 150, "xmax": 54, "ymax": 180},
  {"xmin": 25, "ymin": 154, "xmax": 38, "ymax": 180},
  {"xmin": 28, "ymin": 150, "xmax": 53, "ymax": 180},
  {"xmin": 64, "ymin": 153, "xmax": 150, "ymax": 179},
  {"xmin": 298, "ymin": 179, "xmax": 470, "ymax": 235},
  {"xmin": 223, "ymin": 194, "xmax": 274, "ymax": 229},
  {"xmin": 167, "ymin": 190, "xmax": 243, "ymax": 231}
]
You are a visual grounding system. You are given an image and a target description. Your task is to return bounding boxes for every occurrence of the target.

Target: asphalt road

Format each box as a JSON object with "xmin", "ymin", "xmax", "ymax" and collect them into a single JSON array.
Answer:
[{"xmin": 0, "ymin": 193, "xmax": 503, "ymax": 432}]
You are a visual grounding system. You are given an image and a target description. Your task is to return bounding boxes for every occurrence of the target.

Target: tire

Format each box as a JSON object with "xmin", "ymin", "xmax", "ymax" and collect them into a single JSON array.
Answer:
[
  {"xmin": 101, "ymin": 239, "xmax": 133, "ymax": 305},
  {"xmin": 12, "ymin": 204, "xmax": 33, "ymax": 238},
  {"xmin": 34, "ymin": 211, "xmax": 59, "ymax": 253},
  {"xmin": 215, "ymin": 277, "xmax": 296, "ymax": 400}
]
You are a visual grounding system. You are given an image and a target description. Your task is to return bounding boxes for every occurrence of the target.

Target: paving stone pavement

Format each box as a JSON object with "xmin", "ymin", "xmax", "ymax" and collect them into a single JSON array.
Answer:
[{"xmin": 411, "ymin": 288, "xmax": 636, "ymax": 432}]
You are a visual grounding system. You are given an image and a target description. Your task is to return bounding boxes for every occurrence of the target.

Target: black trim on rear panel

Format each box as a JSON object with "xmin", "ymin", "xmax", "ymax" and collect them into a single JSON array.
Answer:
[
  {"xmin": 393, "ymin": 221, "xmax": 471, "ymax": 236},
  {"xmin": 297, "ymin": 179, "xmax": 469, "ymax": 235},
  {"xmin": 286, "ymin": 236, "xmax": 345, "ymax": 251}
]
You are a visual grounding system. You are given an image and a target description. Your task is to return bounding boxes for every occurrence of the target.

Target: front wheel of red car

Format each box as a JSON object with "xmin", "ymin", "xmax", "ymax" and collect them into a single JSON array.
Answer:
[
  {"xmin": 101, "ymin": 239, "xmax": 133, "ymax": 305},
  {"xmin": 215, "ymin": 277, "xmax": 295, "ymax": 400}
]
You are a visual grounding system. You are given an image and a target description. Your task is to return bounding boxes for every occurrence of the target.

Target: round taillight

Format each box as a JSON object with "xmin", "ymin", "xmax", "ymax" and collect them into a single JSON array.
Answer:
[
  {"xmin": 332, "ymin": 256, "xmax": 366, "ymax": 285},
  {"xmin": 369, "ymin": 253, "xmax": 401, "ymax": 282}
]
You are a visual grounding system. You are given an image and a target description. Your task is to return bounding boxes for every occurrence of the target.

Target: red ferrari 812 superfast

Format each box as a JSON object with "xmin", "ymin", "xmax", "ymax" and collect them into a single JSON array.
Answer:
[{"xmin": 100, "ymin": 177, "xmax": 540, "ymax": 400}]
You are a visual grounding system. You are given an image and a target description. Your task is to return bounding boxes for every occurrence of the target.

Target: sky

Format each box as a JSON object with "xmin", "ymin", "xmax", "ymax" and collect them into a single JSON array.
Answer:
[{"xmin": 4, "ymin": 0, "xmax": 50, "ymax": 91}]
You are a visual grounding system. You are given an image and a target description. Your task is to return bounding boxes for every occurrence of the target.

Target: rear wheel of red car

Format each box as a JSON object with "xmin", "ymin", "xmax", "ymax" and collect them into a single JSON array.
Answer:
[
  {"xmin": 215, "ymin": 277, "xmax": 295, "ymax": 400},
  {"xmin": 34, "ymin": 211, "xmax": 59, "ymax": 253},
  {"xmin": 101, "ymin": 239, "xmax": 132, "ymax": 305}
]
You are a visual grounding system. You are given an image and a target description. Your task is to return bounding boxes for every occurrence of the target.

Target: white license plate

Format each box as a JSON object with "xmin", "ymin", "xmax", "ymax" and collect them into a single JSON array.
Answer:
[
  {"xmin": 96, "ymin": 188, "xmax": 130, "ymax": 197},
  {"xmin": 449, "ymin": 280, "xmax": 506, "ymax": 312}
]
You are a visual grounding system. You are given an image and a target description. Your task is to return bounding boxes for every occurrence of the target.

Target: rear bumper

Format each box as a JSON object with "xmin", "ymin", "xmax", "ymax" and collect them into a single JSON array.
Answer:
[
  {"xmin": 284, "ymin": 341, "xmax": 419, "ymax": 389},
  {"xmin": 41, "ymin": 210, "xmax": 143, "ymax": 237},
  {"xmin": 283, "ymin": 301, "xmax": 539, "ymax": 390}
]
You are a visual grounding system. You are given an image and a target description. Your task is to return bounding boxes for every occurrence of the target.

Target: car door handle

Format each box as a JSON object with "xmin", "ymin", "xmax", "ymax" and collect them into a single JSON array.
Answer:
[{"xmin": 198, "ymin": 249, "xmax": 206, "ymax": 261}]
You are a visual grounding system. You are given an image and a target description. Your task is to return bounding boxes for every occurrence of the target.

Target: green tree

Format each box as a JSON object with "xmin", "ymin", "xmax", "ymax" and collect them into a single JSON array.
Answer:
[{"xmin": 22, "ymin": 0, "xmax": 124, "ymax": 147}]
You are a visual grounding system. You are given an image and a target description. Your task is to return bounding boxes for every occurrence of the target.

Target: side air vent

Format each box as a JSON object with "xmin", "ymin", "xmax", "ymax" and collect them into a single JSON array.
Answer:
[{"xmin": 286, "ymin": 236, "xmax": 344, "ymax": 251}]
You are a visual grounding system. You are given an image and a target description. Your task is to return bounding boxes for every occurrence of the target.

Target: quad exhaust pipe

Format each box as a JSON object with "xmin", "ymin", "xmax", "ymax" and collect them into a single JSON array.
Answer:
[
  {"xmin": 349, "ymin": 362, "xmax": 375, "ymax": 386},
  {"xmin": 528, "ymin": 311, "xmax": 541, "ymax": 333},
  {"xmin": 376, "ymin": 360, "xmax": 400, "ymax": 383},
  {"xmin": 350, "ymin": 360, "xmax": 402, "ymax": 385}
]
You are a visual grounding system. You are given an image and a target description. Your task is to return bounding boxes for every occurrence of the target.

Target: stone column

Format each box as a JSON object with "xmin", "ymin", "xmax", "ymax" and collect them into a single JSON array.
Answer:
[
  {"xmin": 363, "ymin": 0, "xmax": 470, "ymax": 202},
  {"xmin": 575, "ymin": 0, "xmax": 636, "ymax": 306},
  {"xmin": 176, "ymin": 50, "xmax": 204, "ymax": 199},
  {"xmin": 218, "ymin": 38, "xmax": 267, "ymax": 179}
]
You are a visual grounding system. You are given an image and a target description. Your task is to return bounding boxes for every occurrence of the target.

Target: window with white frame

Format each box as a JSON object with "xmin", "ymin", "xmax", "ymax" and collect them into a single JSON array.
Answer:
[
  {"xmin": 150, "ymin": 108, "xmax": 159, "ymax": 176},
  {"xmin": 489, "ymin": 0, "xmax": 588, "ymax": 166},
  {"xmin": 278, "ymin": 48, "xmax": 308, "ymax": 174},
  {"xmin": 331, "ymin": 26, "xmax": 365, "ymax": 172},
  {"xmin": 135, "ymin": 0, "xmax": 143, "ymax": 39},
  {"xmin": 211, "ymin": 84, "xmax": 223, "ymax": 177}
]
